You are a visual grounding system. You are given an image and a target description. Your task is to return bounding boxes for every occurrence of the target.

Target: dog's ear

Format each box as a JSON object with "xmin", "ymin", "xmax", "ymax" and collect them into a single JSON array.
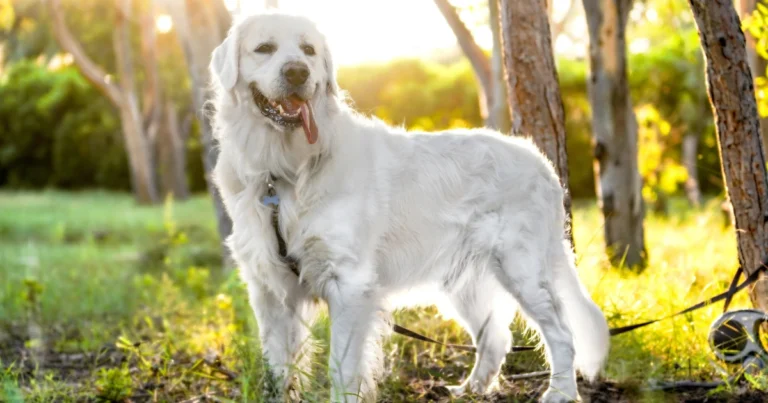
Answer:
[
  {"xmin": 322, "ymin": 38, "xmax": 339, "ymax": 96},
  {"xmin": 210, "ymin": 29, "xmax": 240, "ymax": 92}
]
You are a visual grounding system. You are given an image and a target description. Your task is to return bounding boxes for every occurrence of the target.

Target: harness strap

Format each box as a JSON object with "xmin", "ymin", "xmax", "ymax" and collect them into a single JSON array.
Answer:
[{"xmin": 267, "ymin": 174, "xmax": 300, "ymax": 276}]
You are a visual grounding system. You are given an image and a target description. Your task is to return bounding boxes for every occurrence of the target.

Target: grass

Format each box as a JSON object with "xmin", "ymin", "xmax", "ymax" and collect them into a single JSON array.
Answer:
[{"xmin": 0, "ymin": 190, "xmax": 763, "ymax": 402}]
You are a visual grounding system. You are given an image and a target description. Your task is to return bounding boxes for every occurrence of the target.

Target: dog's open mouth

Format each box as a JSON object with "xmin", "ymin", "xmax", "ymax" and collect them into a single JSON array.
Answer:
[{"xmin": 250, "ymin": 84, "xmax": 318, "ymax": 144}]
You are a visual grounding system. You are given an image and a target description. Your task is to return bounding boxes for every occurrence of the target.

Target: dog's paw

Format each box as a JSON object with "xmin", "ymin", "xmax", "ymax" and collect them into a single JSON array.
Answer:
[
  {"xmin": 444, "ymin": 384, "xmax": 468, "ymax": 396},
  {"xmin": 540, "ymin": 388, "xmax": 580, "ymax": 403}
]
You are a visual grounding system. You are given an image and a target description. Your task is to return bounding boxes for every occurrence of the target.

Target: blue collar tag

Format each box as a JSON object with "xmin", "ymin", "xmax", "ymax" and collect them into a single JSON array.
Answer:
[{"xmin": 262, "ymin": 194, "xmax": 280, "ymax": 207}]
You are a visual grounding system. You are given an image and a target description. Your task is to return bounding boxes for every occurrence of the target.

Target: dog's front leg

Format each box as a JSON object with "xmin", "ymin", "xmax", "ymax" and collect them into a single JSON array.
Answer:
[
  {"xmin": 244, "ymin": 278, "xmax": 318, "ymax": 400},
  {"xmin": 325, "ymin": 284, "xmax": 381, "ymax": 403},
  {"xmin": 300, "ymin": 236, "xmax": 384, "ymax": 402}
]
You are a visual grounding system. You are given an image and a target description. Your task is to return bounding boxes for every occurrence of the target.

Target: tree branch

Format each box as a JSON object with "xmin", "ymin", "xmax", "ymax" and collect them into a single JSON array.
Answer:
[
  {"xmin": 433, "ymin": 0, "xmax": 492, "ymax": 95},
  {"xmin": 47, "ymin": 0, "xmax": 124, "ymax": 107},
  {"xmin": 550, "ymin": 0, "xmax": 576, "ymax": 40}
]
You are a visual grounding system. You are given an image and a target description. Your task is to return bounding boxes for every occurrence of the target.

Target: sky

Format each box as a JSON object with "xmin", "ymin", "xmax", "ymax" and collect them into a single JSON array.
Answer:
[{"xmin": 221, "ymin": 0, "xmax": 583, "ymax": 66}]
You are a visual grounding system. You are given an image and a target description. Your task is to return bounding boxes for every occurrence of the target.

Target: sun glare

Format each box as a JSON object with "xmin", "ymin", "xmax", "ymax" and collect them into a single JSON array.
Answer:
[
  {"xmin": 155, "ymin": 14, "xmax": 173, "ymax": 34},
  {"xmin": 224, "ymin": 0, "xmax": 583, "ymax": 66}
]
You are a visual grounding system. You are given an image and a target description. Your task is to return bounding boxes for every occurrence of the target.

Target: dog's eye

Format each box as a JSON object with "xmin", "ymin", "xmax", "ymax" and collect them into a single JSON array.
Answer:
[
  {"xmin": 301, "ymin": 44, "xmax": 316, "ymax": 56},
  {"xmin": 255, "ymin": 43, "xmax": 276, "ymax": 54}
]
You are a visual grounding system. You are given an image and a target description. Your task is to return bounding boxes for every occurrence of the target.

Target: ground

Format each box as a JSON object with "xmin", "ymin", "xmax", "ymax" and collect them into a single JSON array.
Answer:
[{"xmin": 0, "ymin": 191, "xmax": 767, "ymax": 402}]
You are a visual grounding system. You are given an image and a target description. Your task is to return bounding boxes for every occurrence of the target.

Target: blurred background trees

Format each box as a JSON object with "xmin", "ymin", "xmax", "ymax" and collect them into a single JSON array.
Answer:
[{"xmin": 1, "ymin": 0, "xmax": 766, "ymax": 270}]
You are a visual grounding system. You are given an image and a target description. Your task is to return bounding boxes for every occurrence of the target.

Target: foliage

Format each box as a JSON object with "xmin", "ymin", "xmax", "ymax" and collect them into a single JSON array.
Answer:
[
  {"xmin": 0, "ymin": 60, "xmax": 207, "ymax": 192},
  {"xmin": 0, "ymin": 60, "xmax": 128, "ymax": 189},
  {"xmin": 744, "ymin": 1, "xmax": 768, "ymax": 118}
]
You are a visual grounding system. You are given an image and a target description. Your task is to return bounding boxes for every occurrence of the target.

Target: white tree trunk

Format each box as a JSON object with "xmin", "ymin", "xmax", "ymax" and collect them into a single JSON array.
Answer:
[
  {"xmin": 583, "ymin": 0, "xmax": 647, "ymax": 269},
  {"xmin": 682, "ymin": 134, "xmax": 701, "ymax": 207}
]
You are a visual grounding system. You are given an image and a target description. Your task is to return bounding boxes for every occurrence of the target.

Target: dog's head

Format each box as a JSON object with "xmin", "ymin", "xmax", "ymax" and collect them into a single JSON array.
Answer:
[{"xmin": 210, "ymin": 13, "xmax": 338, "ymax": 145}]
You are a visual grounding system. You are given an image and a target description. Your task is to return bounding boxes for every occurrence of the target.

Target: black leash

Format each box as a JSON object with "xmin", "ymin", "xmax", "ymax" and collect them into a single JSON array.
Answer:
[
  {"xmin": 608, "ymin": 255, "xmax": 768, "ymax": 336},
  {"xmin": 264, "ymin": 175, "xmax": 768, "ymax": 353},
  {"xmin": 391, "ymin": 256, "xmax": 767, "ymax": 353}
]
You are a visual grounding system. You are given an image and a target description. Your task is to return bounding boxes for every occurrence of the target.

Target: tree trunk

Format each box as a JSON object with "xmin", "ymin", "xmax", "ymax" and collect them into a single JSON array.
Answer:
[
  {"xmin": 583, "ymin": 0, "xmax": 647, "ymax": 269},
  {"xmin": 157, "ymin": 101, "xmax": 190, "ymax": 200},
  {"xmin": 114, "ymin": 0, "xmax": 159, "ymax": 204},
  {"xmin": 488, "ymin": 0, "xmax": 510, "ymax": 133},
  {"xmin": 499, "ymin": 0, "xmax": 574, "ymax": 246},
  {"xmin": 48, "ymin": 0, "xmax": 159, "ymax": 204},
  {"xmin": 433, "ymin": 0, "xmax": 494, "ymax": 126},
  {"xmin": 682, "ymin": 134, "xmax": 701, "ymax": 207},
  {"xmin": 688, "ymin": 0, "xmax": 768, "ymax": 313},
  {"xmin": 163, "ymin": 0, "xmax": 234, "ymax": 268}
]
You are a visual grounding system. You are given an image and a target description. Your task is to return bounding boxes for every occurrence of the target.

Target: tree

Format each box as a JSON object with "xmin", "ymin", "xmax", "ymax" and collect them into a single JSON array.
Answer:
[
  {"xmin": 433, "ymin": 0, "xmax": 508, "ymax": 130},
  {"xmin": 487, "ymin": 0, "xmax": 510, "ymax": 133},
  {"xmin": 498, "ymin": 0, "xmax": 574, "ymax": 244},
  {"xmin": 582, "ymin": 0, "xmax": 647, "ymax": 269},
  {"xmin": 162, "ymin": 0, "xmax": 233, "ymax": 267},
  {"xmin": 688, "ymin": 0, "xmax": 768, "ymax": 313},
  {"xmin": 139, "ymin": 1, "xmax": 189, "ymax": 200},
  {"xmin": 48, "ymin": 0, "xmax": 159, "ymax": 204}
]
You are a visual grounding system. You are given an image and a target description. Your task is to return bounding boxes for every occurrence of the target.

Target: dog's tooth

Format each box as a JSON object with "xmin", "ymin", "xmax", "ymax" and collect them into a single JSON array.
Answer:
[{"xmin": 277, "ymin": 104, "xmax": 284, "ymax": 114}]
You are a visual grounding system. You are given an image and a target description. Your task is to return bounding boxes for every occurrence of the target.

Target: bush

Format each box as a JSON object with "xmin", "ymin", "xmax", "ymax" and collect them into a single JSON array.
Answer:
[
  {"xmin": 0, "ymin": 61, "xmax": 208, "ymax": 193},
  {"xmin": 0, "ymin": 61, "xmax": 129, "ymax": 190}
]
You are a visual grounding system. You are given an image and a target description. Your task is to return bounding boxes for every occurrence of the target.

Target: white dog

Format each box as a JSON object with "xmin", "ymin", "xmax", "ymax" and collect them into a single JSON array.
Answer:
[{"xmin": 209, "ymin": 12, "xmax": 609, "ymax": 403}]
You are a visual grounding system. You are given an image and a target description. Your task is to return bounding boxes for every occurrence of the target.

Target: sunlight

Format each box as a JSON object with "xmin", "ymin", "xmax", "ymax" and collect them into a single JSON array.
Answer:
[
  {"xmin": 47, "ymin": 53, "xmax": 73, "ymax": 70},
  {"xmin": 223, "ymin": 0, "xmax": 582, "ymax": 65},
  {"xmin": 155, "ymin": 14, "xmax": 173, "ymax": 34},
  {"xmin": 630, "ymin": 37, "xmax": 651, "ymax": 54}
]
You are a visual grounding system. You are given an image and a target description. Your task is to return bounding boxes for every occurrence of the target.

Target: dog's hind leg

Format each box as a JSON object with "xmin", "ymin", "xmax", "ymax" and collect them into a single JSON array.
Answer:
[
  {"xmin": 445, "ymin": 273, "xmax": 517, "ymax": 395},
  {"xmin": 244, "ymin": 279, "xmax": 319, "ymax": 401},
  {"xmin": 492, "ymin": 243, "xmax": 579, "ymax": 403}
]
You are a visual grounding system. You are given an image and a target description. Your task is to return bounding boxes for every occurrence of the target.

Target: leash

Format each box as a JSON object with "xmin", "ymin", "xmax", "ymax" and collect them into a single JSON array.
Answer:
[
  {"xmin": 608, "ymin": 255, "xmax": 768, "ymax": 336},
  {"xmin": 263, "ymin": 174, "xmax": 768, "ymax": 353},
  {"xmin": 394, "ymin": 257, "xmax": 768, "ymax": 352}
]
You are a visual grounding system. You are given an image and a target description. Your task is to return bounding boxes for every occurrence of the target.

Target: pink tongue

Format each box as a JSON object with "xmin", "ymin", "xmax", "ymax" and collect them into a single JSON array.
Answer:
[{"xmin": 299, "ymin": 102, "xmax": 318, "ymax": 145}]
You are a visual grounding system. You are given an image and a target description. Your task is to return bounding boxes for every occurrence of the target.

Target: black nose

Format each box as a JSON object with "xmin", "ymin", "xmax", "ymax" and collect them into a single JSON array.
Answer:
[{"xmin": 282, "ymin": 62, "xmax": 309, "ymax": 86}]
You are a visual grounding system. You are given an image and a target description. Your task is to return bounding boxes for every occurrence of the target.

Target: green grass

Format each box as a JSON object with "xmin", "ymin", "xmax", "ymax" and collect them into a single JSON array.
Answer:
[{"xmin": 0, "ymin": 190, "xmax": 761, "ymax": 402}]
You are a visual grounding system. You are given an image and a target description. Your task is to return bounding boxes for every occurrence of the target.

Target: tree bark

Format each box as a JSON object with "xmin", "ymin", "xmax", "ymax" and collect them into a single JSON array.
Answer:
[
  {"xmin": 114, "ymin": 0, "xmax": 159, "ymax": 204},
  {"xmin": 688, "ymin": 0, "xmax": 768, "ymax": 313},
  {"xmin": 582, "ymin": 0, "xmax": 647, "ymax": 269},
  {"xmin": 158, "ymin": 101, "xmax": 190, "ymax": 200},
  {"xmin": 488, "ymin": 0, "xmax": 510, "ymax": 133},
  {"xmin": 433, "ymin": 0, "xmax": 495, "ymax": 127},
  {"xmin": 163, "ymin": 0, "xmax": 234, "ymax": 268},
  {"xmin": 499, "ymin": 0, "xmax": 574, "ymax": 246},
  {"xmin": 48, "ymin": 0, "xmax": 159, "ymax": 204}
]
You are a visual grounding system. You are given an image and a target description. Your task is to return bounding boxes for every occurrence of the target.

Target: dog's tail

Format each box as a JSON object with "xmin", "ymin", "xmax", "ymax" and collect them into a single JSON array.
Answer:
[{"xmin": 552, "ymin": 240, "xmax": 610, "ymax": 380}]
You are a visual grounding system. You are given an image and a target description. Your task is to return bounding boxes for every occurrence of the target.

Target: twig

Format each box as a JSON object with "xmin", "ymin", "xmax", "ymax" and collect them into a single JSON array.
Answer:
[{"xmin": 506, "ymin": 370, "xmax": 550, "ymax": 381}]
